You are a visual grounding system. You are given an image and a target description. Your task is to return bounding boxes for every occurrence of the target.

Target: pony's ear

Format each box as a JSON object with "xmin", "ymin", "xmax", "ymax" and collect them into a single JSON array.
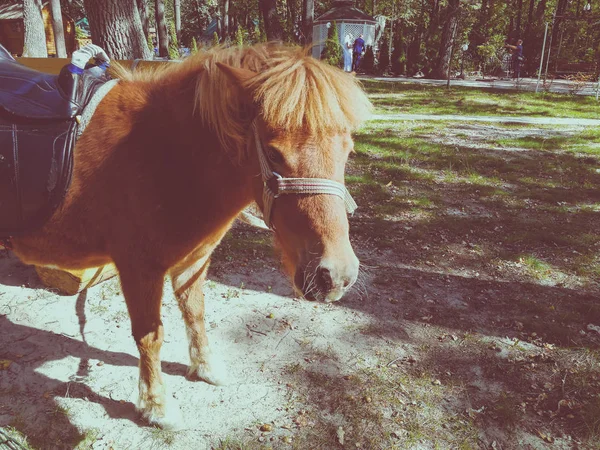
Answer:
[{"xmin": 215, "ymin": 63, "xmax": 256, "ymax": 88}]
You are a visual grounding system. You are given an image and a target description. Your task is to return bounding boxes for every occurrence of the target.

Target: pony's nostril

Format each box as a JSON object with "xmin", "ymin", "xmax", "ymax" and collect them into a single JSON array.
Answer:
[{"xmin": 317, "ymin": 267, "xmax": 333, "ymax": 293}]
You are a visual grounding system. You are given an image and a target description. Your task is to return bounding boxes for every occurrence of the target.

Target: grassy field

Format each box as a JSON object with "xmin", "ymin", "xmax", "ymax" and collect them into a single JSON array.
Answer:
[{"xmin": 362, "ymin": 79, "xmax": 600, "ymax": 119}]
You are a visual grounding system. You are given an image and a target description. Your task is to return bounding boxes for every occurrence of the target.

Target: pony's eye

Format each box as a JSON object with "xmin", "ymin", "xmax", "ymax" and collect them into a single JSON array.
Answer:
[{"xmin": 266, "ymin": 146, "xmax": 284, "ymax": 165}]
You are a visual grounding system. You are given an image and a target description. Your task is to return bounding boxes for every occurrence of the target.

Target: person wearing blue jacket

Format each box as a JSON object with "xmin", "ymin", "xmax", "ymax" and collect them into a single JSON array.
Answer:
[{"xmin": 352, "ymin": 34, "xmax": 365, "ymax": 72}]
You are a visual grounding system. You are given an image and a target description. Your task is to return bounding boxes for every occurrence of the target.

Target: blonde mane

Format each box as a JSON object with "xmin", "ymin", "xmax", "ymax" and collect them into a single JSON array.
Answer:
[{"xmin": 114, "ymin": 44, "xmax": 373, "ymax": 157}]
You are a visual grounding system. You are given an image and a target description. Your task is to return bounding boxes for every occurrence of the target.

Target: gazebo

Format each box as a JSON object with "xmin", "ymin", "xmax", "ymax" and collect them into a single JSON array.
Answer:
[{"xmin": 312, "ymin": 0, "xmax": 377, "ymax": 59}]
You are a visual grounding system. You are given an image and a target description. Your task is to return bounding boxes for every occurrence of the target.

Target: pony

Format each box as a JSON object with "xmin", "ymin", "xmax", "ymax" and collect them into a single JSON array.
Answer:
[{"xmin": 10, "ymin": 43, "xmax": 372, "ymax": 428}]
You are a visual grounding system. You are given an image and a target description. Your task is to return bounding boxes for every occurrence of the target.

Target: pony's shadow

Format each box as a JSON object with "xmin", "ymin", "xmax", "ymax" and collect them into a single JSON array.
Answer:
[
  {"xmin": 0, "ymin": 252, "xmax": 41, "ymax": 288},
  {"xmin": 0, "ymin": 311, "xmax": 188, "ymax": 448}
]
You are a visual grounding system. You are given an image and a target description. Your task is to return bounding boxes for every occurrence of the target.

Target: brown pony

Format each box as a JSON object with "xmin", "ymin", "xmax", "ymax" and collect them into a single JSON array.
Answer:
[{"xmin": 11, "ymin": 43, "xmax": 372, "ymax": 428}]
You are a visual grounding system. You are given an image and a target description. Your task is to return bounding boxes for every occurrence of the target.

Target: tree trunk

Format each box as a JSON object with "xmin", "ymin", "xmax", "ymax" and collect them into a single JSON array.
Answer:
[
  {"xmin": 303, "ymin": 0, "xmax": 314, "ymax": 44},
  {"xmin": 431, "ymin": 0, "xmax": 459, "ymax": 79},
  {"xmin": 221, "ymin": 0, "xmax": 229, "ymax": 39},
  {"xmin": 406, "ymin": 25, "xmax": 423, "ymax": 76},
  {"xmin": 516, "ymin": 0, "xmax": 523, "ymax": 36},
  {"xmin": 194, "ymin": 0, "xmax": 204, "ymax": 36},
  {"xmin": 154, "ymin": 0, "xmax": 168, "ymax": 57},
  {"xmin": 287, "ymin": 0, "xmax": 298, "ymax": 42},
  {"xmin": 259, "ymin": 0, "xmax": 283, "ymax": 41},
  {"xmin": 22, "ymin": 0, "xmax": 48, "ymax": 57},
  {"xmin": 174, "ymin": 0, "xmax": 181, "ymax": 43},
  {"xmin": 137, "ymin": 0, "xmax": 149, "ymax": 38},
  {"xmin": 550, "ymin": 0, "xmax": 568, "ymax": 51},
  {"xmin": 49, "ymin": 0, "xmax": 67, "ymax": 57},
  {"xmin": 524, "ymin": 0, "xmax": 535, "ymax": 37},
  {"xmin": 84, "ymin": 0, "xmax": 152, "ymax": 59}
]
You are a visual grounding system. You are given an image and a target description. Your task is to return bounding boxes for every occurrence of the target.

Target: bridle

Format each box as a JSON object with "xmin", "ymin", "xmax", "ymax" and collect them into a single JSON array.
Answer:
[{"xmin": 251, "ymin": 120, "xmax": 357, "ymax": 229}]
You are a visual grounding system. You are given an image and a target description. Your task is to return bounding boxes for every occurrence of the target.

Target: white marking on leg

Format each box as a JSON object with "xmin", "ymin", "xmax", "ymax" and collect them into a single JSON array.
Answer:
[{"xmin": 137, "ymin": 374, "xmax": 185, "ymax": 430}]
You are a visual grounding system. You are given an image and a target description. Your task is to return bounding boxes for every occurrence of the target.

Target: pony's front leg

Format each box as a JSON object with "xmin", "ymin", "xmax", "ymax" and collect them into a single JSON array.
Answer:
[
  {"xmin": 170, "ymin": 256, "xmax": 229, "ymax": 386},
  {"xmin": 118, "ymin": 265, "xmax": 183, "ymax": 429}
]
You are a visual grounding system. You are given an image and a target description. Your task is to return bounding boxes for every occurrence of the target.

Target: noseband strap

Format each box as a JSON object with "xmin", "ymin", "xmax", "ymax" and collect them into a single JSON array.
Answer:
[{"xmin": 252, "ymin": 121, "xmax": 357, "ymax": 229}]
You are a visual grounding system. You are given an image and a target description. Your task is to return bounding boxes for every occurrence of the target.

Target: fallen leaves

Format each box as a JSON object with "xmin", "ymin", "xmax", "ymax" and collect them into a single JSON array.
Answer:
[
  {"xmin": 0, "ymin": 359, "xmax": 12, "ymax": 370},
  {"xmin": 536, "ymin": 429, "xmax": 554, "ymax": 443}
]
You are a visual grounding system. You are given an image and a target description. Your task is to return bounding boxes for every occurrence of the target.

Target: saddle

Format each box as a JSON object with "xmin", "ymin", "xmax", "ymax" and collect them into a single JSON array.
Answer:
[{"xmin": 0, "ymin": 44, "xmax": 107, "ymax": 237}]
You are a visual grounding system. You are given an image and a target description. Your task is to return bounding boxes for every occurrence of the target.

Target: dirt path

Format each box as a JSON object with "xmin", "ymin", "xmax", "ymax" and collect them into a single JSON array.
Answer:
[
  {"xmin": 362, "ymin": 75, "xmax": 600, "ymax": 97},
  {"xmin": 371, "ymin": 113, "xmax": 600, "ymax": 126}
]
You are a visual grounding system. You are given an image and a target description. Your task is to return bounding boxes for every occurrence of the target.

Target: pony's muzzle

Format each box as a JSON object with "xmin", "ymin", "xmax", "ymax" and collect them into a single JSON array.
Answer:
[{"xmin": 295, "ymin": 255, "xmax": 359, "ymax": 302}]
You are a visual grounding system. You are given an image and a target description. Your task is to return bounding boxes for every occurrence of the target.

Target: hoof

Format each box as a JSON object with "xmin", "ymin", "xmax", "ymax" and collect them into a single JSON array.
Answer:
[
  {"xmin": 138, "ymin": 397, "xmax": 185, "ymax": 430},
  {"xmin": 187, "ymin": 353, "xmax": 230, "ymax": 386}
]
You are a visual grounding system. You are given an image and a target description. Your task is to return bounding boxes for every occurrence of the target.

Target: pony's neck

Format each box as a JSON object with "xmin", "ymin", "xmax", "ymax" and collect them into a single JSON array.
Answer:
[{"xmin": 148, "ymin": 67, "xmax": 258, "ymax": 221}]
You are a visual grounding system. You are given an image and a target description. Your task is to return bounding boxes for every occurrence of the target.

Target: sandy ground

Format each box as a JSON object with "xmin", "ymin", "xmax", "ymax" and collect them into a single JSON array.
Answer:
[{"xmin": 0, "ymin": 236, "xmax": 389, "ymax": 449}]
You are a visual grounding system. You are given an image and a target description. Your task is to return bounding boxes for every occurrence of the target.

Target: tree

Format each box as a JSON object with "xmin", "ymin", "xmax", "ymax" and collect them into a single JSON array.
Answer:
[
  {"xmin": 180, "ymin": 0, "xmax": 212, "ymax": 47},
  {"xmin": 221, "ymin": 0, "xmax": 230, "ymax": 39},
  {"xmin": 174, "ymin": 0, "xmax": 181, "ymax": 43},
  {"xmin": 430, "ymin": 0, "xmax": 460, "ymax": 79},
  {"xmin": 321, "ymin": 22, "xmax": 342, "ymax": 67},
  {"xmin": 378, "ymin": 33, "xmax": 390, "ymax": 74},
  {"xmin": 259, "ymin": 0, "xmax": 283, "ymax": 41},
  {"xmin": 83, "ymin": 0, "xmax": 152, "ymax": 59},
  {"xmin": 235, "ymin": 26, "xmax": 246, "ymax": 47},
  {"xmin": 22, "ymin": 0, "xmax": 48, "ymax": 57},
  {"xmin": 50, "ymin": 0, "xmax": 67, "ymax": 57},
  {"xmin": 155, "ymin": 0, "xmax": 168, "ymax": 57},
  {"xmin": 362, "ymin": 45, "xmax": 375, "ymax": 73},
  {"xmin": 137, "ymin": 0, "xmax": 149, "ymax": 38},
  {"xmin": 302, "ymin": 0, "xmax": 314, "ymax": 44},
  {"xmin": 212, "ymin": 31, "xmax": 220, "ymax": 47},
  {"xmin": 391, "ymin": 25, "xmax": 405, "ymax": 75},
  {"xmin": 168, "ymin": 21, "xmax": 179, "ymax": 59}
]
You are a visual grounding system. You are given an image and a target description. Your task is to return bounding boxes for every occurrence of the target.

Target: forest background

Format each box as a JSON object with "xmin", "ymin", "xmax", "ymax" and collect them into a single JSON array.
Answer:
[{"xmin": 7, "ymin": 0, "xmax": 600, "ymax": 81}]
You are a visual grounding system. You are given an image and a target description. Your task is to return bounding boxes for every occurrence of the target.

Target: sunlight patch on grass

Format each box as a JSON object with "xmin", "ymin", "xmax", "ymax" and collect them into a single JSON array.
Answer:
[
  {"xmin": 518, "ymin": 255, "xmax": 554, "ymax": 281},
  {"xmin": 466, "ymin": 173, "xmax": 504, "ymax": 187},
  {"xmin": 361, "ymin": 80, "xmax": 600, "ymax": 119},
  {"xmin": 518, "ymin": 176, "xmax": 560, "ymax": 189}
]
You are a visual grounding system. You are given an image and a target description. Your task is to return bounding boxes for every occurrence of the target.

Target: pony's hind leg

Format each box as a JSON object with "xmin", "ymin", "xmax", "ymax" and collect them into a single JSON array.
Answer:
[
  {"xmin": 118, "ymin": 264, "xmax": 183, "ymax": 429},
  {"xmin": 170, "ymin": 254, "xmax": 229, "ymax": 386}
]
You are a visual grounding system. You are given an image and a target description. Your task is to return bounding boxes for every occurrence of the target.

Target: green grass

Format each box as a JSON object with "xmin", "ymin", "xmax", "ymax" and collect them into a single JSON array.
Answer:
[
  {"xmin": 361, "ymin": 80, "xmax": 600, "ymax": 119},
  {"xmin": 0, "ymin": 427, "xmax": 35, "ymax": 450},
  {"xmin": 348, "ymin": 119, "xmax": 600, "ymax": 286},
  {"xmin": 518, "ymin": 254, "xmax": 554, "ymax": 280}
]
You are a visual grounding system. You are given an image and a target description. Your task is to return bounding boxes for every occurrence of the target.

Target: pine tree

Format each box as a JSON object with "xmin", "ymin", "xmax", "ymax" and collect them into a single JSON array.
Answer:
[
  {"xmin": 391, "ymin": 33, "xmax": 404, "ymax": 75},
  {"xmin": 248, "ymin": 24, "xmax": 259, "ymax": 44},
  {"xmin": 235, "ymin": 26, "xmax": 245, "ymax": 47},
  {"xmin": 362, "ymin": 46, "xmax": 375, "ymax": 74},
  {"xmin": 320, "ymin": 21, "xmax": 342, "ymax": 67},
  {"xmin": 168, "ymin": 22, "xmax": 179, "ymax": 59},
  {"xmin": 191, "ymin": 37, "xmax": 198, "ymax": 54},
  {"xmin": 378, "ymin": 34, "xmax": 390, "ymax": 74}
]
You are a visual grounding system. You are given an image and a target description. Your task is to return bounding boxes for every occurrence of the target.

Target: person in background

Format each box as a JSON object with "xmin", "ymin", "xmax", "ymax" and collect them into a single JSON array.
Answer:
[
  {"xmin": 343, "ymin": 33, "xmax": 353, "ymax": 72},
  {"xmin": 505, "ymin": 39, "xmax": 523, "ymax": 79},
  {"xmin": 352, "ymin": 34, "xmax": 365, "ymax": 72}
]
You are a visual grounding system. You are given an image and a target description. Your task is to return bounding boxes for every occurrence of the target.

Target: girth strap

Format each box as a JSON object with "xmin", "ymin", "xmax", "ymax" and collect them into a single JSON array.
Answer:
[{"xmin": 252, "ymin": 121, "xmax": 357, "ymax": 228}]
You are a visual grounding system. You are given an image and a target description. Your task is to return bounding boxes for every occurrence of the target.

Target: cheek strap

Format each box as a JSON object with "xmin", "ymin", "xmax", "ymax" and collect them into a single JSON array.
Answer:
[{"xmin": 252, "ymin": 121, "xmax": 357, "ymax": 229}]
